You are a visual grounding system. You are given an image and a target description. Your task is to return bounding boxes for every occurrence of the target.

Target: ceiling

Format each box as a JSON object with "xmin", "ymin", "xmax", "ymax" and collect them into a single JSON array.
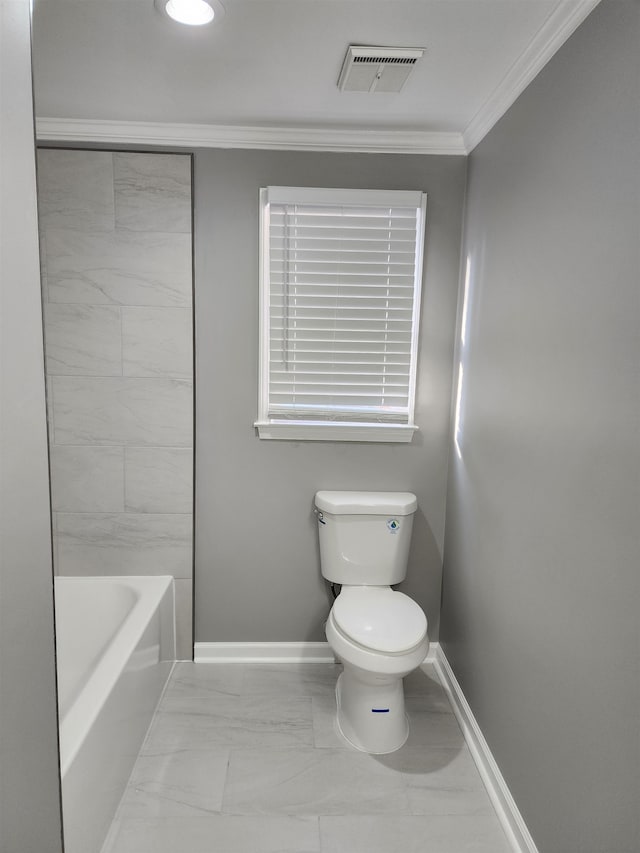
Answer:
[{"xmin": 31, "ymin": 0, "xmax": 600, "ymax": 153}]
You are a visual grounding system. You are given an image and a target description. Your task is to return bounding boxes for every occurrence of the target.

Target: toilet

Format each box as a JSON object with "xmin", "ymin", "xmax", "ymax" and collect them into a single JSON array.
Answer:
[{"xmin": 315, "ymin": 490, "xmax": 429, "ymax": 754}]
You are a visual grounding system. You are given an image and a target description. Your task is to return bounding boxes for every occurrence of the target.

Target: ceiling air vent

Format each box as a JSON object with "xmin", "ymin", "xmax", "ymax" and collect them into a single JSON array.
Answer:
[{"xmin": 338, "ymin": 46, "xmax": 425, "ymax": 93}]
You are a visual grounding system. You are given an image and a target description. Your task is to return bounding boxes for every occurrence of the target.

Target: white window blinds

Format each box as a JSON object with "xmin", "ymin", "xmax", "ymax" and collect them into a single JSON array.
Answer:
[{"xmin": 258, "ymin": 187, "xmax": 427, "ymax": 440}]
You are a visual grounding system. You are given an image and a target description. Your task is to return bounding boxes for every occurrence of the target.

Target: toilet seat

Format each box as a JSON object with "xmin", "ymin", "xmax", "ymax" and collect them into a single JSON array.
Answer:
[{"xmin": 332, "ymin": 587, "xmax": 427, "ymax": 655}]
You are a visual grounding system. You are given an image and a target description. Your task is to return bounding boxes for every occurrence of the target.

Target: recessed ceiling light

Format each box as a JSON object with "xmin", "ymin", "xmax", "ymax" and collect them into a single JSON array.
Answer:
[{"xmin": 156, "ymin": 0, "xmax": 219, "ymax": 26}]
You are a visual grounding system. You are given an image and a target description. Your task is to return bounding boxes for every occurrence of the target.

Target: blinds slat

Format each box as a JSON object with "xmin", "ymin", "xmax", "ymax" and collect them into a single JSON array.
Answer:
[
  {"xmin": 269, "ymin": 285, "xmax": 415, "ymax": 293},
  {"xmin": 269, "ymin": 273, "xmax": 415, "ymax": 283},
  {"xmin": 271, "ymin": 313, "xmax": 414, "ymax": 323},
  {"xmin": 271, "ymin": 370, "xmax": 411, "ymax": 378},
  {"xmin": 269, "ymin": 403, "xmax": 408, "ymax": 413},
  {"xmin": 270, "ymin": 325, "xmax": 413, "ymax": 335},
  {"xmin": 270, "ymin": 250, "xmax": 417, "ymax": 262},
  {"xmin": 270, "ymin": 384, "xmax": 410, "ymax": 393},
  {"xmin": 269, "ymin": 226, "xmax": 416, "ymax": 242},
  {"xmin": 270, "ymin": 363, "xmax": 411, "ymax": 371},
  {"xmin": 269, "ymin": 335, "xmax": 412, "ymax": 343},
  {"xmin": 269, "ymin": 328, "xmax": 412, "ymax": 337},
  {"xmin": 270, "ymin": 298, "xmax": 415, "ymax": 307},
  {"xmin": 270, "ymin": 216, "xmax": 416, "ymax": 224},
  {"xmin": 271, "ymin": 262, "xmax": 415, "ymax": 273},
  {"xmin": 269, "ymin": 351, "xmax": 412, "ymax": 360},
  {"xmin": 269, "ymin": 391, "xmax": 409, "ymax": 401},
  {"xmin": 270, "ymin": 341, "xmax": 411, "ymax": 352}
]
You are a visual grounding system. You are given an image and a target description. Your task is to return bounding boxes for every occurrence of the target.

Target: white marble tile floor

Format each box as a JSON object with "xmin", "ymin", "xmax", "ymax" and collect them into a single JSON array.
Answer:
[{"xmin": 102, "ymin": 664, "xmax": 512, "ymax": 853}]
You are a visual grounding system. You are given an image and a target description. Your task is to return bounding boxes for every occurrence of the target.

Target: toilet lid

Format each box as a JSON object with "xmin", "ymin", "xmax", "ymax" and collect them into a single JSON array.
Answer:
[{"xmin": 332, "ymin": 588, "xmax": 427, "ymax": 654}]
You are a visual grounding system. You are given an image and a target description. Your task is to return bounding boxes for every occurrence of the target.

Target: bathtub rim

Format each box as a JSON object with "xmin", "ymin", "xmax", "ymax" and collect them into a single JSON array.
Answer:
[{"xmin": 54, "ymin": 574, "xmax": 175, "ymax": 777}]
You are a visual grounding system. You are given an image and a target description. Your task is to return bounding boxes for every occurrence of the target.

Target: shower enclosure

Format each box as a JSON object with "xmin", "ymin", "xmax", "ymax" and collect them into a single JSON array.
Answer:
[{"xmin": 36, "ymin": 147, "xmax": 195, "ymax": 852}]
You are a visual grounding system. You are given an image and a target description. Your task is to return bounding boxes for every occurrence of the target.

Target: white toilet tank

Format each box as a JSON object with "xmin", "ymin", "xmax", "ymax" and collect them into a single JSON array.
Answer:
[{"xmin": 315, "ymin": 491, "xmax": 417, "ymax": 585}]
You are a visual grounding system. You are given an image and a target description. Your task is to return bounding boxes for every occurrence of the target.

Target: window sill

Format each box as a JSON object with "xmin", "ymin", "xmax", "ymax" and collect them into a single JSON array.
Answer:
[{"xmin": 254, "ymin": 421, "xmax": 418, "ymax": 443}]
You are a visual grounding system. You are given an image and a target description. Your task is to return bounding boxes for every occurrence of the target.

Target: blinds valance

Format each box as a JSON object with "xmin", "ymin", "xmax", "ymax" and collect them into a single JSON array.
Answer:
[{"xmin": 258, "ymin": 186, "xmax": 427, "ymax": 438}]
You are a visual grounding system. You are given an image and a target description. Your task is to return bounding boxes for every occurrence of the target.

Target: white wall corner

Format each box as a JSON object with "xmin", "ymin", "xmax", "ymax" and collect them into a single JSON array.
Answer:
[
  {"xmin": 462, "ymin": 0, "xmax": 603, "ymax": 152},
  {"xmin": 430, "ymin": 646, "xmax": 541, "ymax": 853}
]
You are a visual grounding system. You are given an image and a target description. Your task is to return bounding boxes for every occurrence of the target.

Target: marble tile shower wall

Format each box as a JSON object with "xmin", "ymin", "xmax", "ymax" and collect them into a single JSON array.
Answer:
[{"xmin": 37, "ymin": 149, "xmax": 194, "ymax": 657}]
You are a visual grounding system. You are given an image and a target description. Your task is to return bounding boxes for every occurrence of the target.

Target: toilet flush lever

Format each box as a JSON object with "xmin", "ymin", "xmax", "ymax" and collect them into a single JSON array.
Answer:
[{"xmin": 314, "ymin": 509, "xmax": 326, "ymax": 525}]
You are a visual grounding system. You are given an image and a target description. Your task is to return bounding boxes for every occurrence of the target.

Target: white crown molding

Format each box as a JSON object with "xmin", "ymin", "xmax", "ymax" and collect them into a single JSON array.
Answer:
[
  {"xmin": 463, "ymin": 0, "xmax": 602, "ymax": 152},
  {"xmin": 35, "ymin": 117, "xmax": 466, "ymax": 156},
  {"xmin": 429, "ymin": 646, "xmax": 540, "ymax": 853}
]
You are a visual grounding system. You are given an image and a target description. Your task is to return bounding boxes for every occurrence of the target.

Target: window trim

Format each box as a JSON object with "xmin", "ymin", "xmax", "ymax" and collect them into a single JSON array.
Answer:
[
  {"xmin": 255, "ymin": 186, "xmax": 427, "ymax": 442},
  {"xmin": 254, "ymin": 421, "xmax": 417, "ymax": 442}
]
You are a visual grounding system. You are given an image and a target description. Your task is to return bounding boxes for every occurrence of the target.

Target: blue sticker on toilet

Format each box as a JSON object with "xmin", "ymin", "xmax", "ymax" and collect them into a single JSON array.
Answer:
[{"xmin": 387, "ymin": 518, "xmax": 400, "ymax": 533}]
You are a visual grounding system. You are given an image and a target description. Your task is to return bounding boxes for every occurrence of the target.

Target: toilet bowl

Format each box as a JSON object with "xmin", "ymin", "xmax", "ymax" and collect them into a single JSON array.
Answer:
[
  {"xmin": 315, "ymin": 490, "xmax": 429, "ymax": 754},
  {"xmin": 326, "ymin": 586, "xmax": 429, "ymax": 753}
]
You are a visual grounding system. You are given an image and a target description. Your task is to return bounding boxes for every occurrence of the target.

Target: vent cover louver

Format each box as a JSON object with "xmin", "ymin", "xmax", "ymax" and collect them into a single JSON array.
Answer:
[{"xmin": 338, "ymin": 46, "xmax": 425, "ymax": 93}]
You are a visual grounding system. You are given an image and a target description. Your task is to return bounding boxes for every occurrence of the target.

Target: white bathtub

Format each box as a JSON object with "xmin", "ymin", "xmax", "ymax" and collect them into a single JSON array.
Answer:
[{"xmin": 54, "ymin": 576, "xmax": 175, "ymax": 853}]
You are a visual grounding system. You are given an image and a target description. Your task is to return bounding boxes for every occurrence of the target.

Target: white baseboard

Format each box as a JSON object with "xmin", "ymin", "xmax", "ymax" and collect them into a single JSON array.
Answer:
[
  {"xmin": 423, "ymin": 642, "xmax": 438, "ymax": 664},
  {"xmin": 429, "ymin": 645, "xmax": 540, "ymax": 853},
  {"xmin": 194, "ymin": 641, "xmax": 336, "ymax": 663},
  {"xmin": 195, "ymin": 641, "xmax": 438, "ymax": 666}
]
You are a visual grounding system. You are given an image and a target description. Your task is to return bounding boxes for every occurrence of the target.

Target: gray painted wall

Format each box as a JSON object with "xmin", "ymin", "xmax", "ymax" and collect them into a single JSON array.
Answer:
[
  {"xmin": 440, "ymin": 2, "xmax": 640, "ymax": 851},
  {"xmin": 194, "ymin": 149, "xmax": 466, "ymax": 642},
  {"xmin": 0, "ymin": 2, "xmax": 64, "ymax": 851}
]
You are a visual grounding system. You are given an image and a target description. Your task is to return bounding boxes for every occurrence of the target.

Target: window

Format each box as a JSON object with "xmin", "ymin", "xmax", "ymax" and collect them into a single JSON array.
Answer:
[{"xmin": 256, "ymin": 186, "xmax": 427, "ymax": 442}]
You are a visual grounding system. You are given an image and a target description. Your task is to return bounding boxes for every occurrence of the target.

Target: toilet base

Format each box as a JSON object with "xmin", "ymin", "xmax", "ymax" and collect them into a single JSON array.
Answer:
[{"xmin": 335, "ymin": 669, "xmax": 408, "ymax": 754}]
